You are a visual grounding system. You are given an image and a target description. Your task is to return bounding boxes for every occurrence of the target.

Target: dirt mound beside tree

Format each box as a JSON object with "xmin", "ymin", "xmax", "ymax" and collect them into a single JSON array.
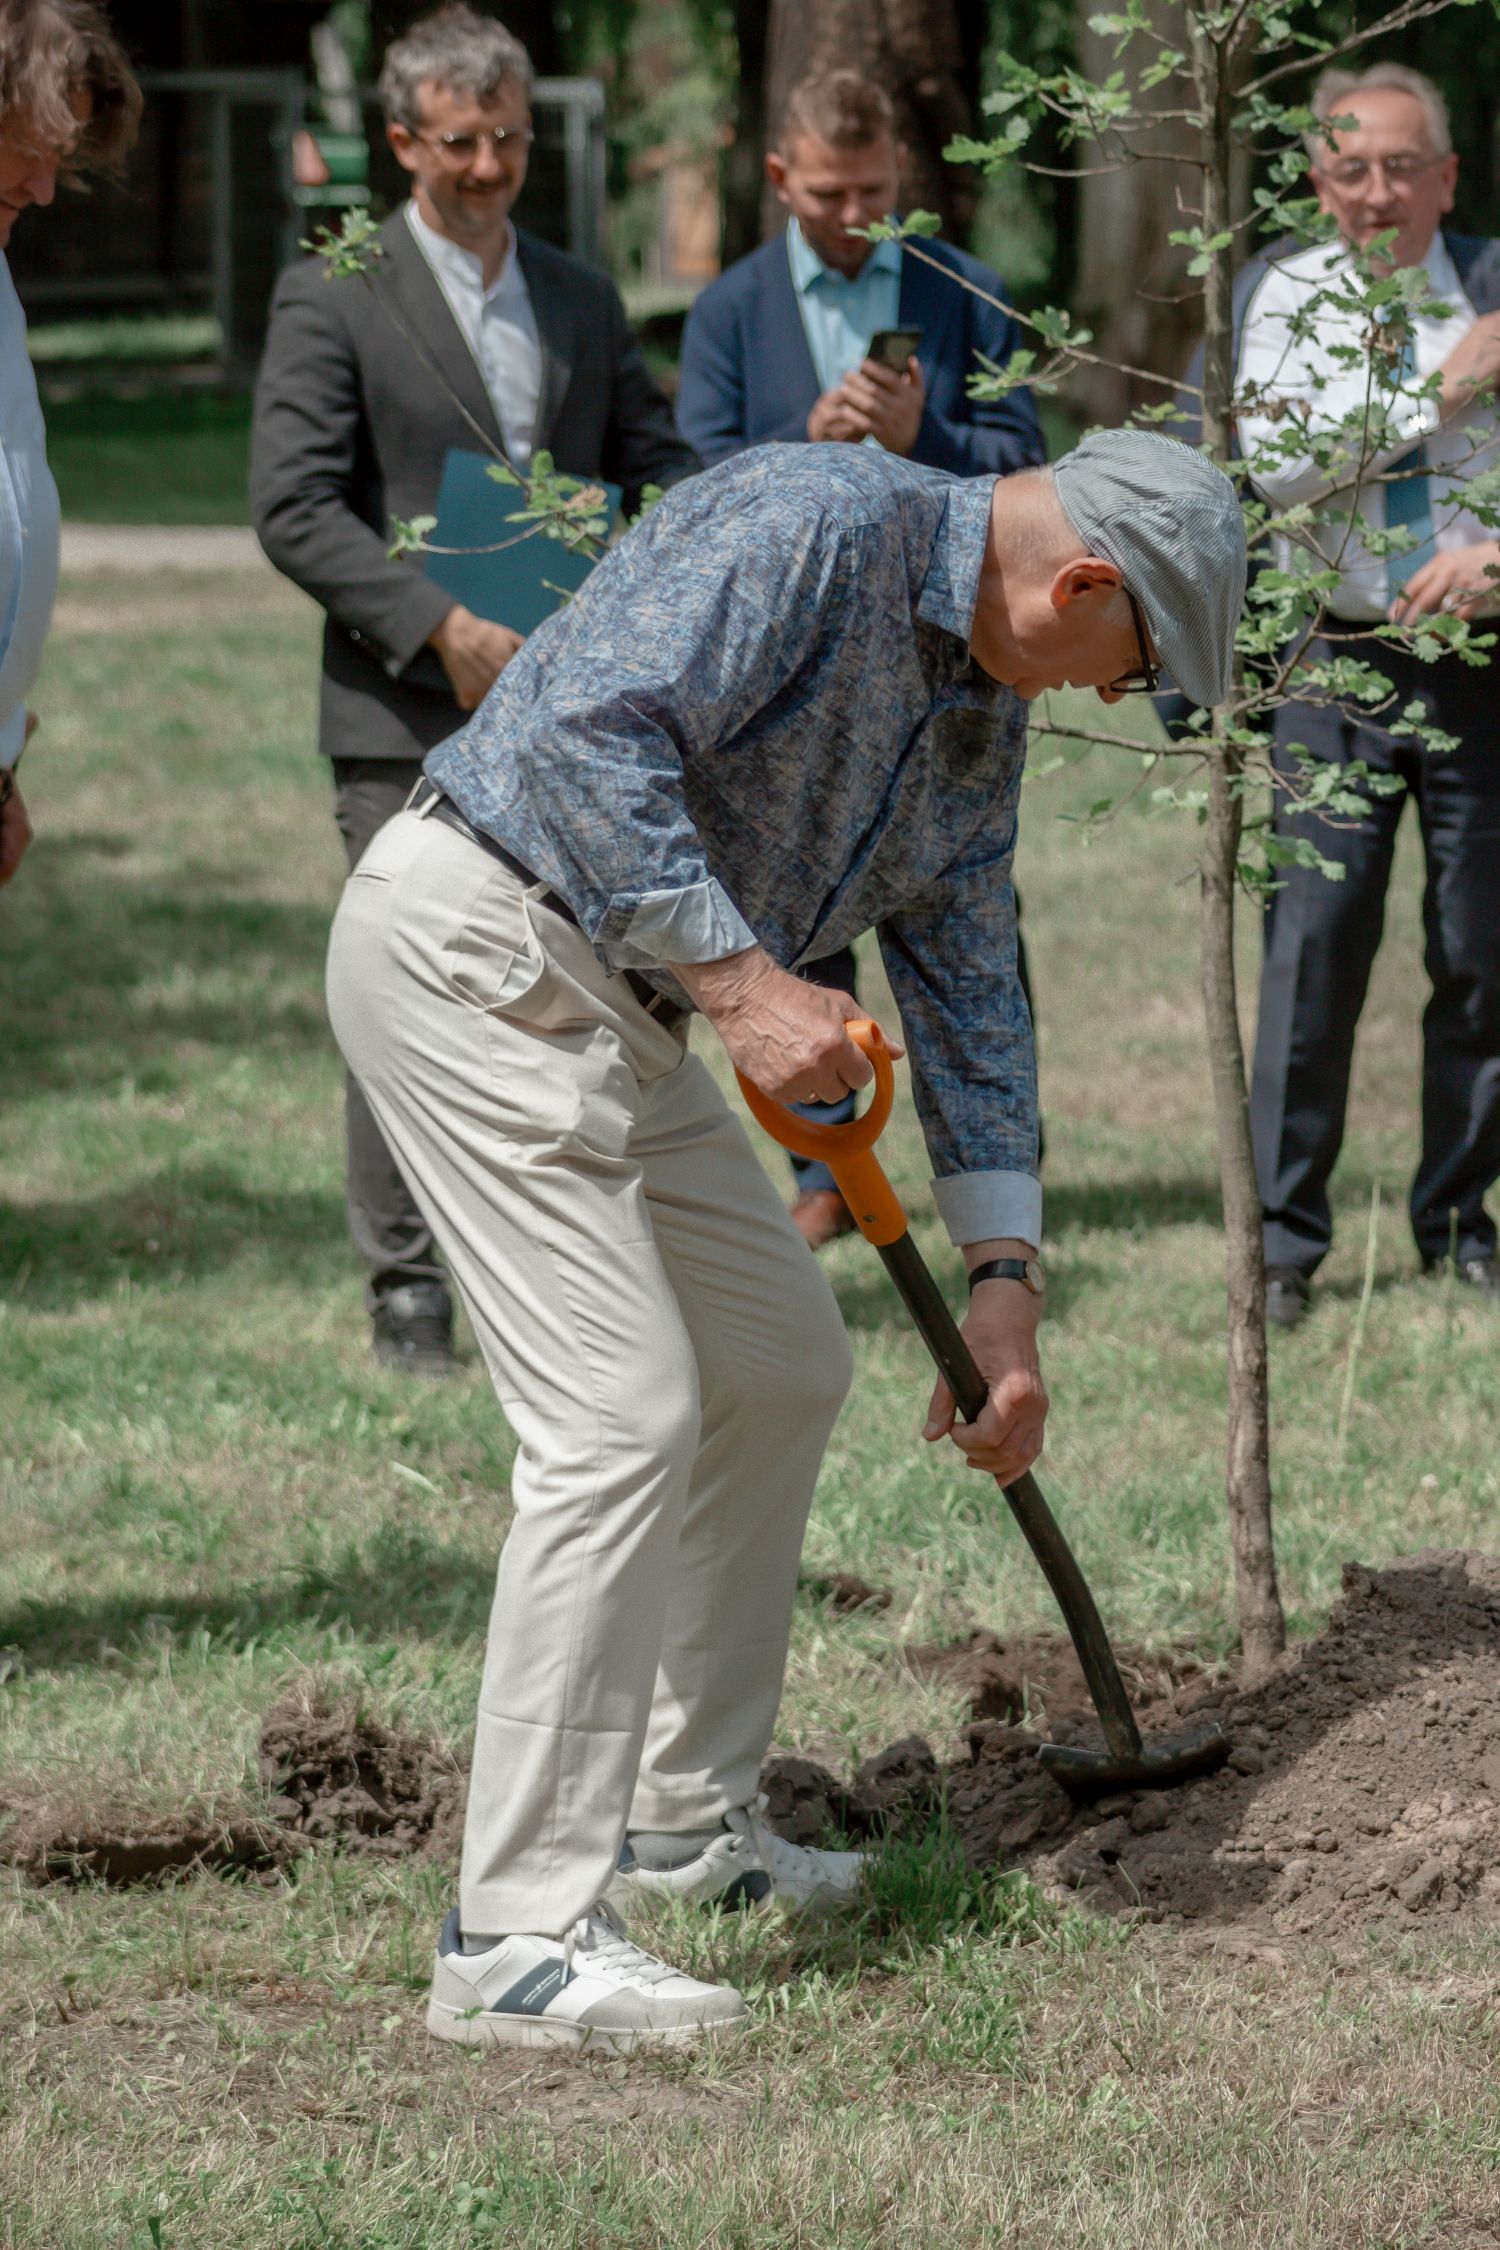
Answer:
[{"xmin": 946, "ymin": 1551, "xmax": 1500, "ymax": 1938}]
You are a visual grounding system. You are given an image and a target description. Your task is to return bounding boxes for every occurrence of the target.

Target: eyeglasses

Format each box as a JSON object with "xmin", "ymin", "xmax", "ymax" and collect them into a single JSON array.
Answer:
[
  {"xmin": 410, "ymin": 124, "xmax": 535, "ymax": 165},
  {"xmin": 1321, "ymin": 154, "xmax": 1441, "ymax": 190},
  {"xmin": 1107, "ymin": 589, "xmax": 1160, "ymax": 695}
]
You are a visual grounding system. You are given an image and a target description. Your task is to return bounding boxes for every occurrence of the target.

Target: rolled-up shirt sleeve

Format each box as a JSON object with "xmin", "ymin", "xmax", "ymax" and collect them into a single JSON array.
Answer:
[
  {"xmin": 876, "ymin": 765, "xmax": 1040, "ymax": 1250},
  {"xmin": 430, "ymin": 496, "xmax": 862, "ymax": 966}
]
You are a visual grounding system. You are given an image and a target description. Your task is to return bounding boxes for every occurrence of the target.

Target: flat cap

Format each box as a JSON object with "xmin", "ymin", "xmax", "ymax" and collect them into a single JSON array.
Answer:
[{"xmin": 1053, "ymin": 428, "xmax": 1247, "ymax": 708}]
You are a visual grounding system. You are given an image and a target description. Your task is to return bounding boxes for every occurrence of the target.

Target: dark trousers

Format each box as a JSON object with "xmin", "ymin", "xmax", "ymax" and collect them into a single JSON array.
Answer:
[
  {"xmin": 789, "ymin": 911, "xmax": 1038, "ymax": 1198},
  {"xmin": 1250, "ymin": 635, "xmax": 1500, "ymax": 1275},
  {"xmin": 330, "ymin": 758, "xmax": 445, "ymax": 1300}
]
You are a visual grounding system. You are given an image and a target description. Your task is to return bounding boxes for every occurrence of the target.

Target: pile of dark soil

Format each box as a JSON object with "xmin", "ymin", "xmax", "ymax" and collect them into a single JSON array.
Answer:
[
  {"xmin": 258, "ymin": 1693, "xmax": 467, "ymax": 1862},
  {"xmin": 15, "ymin": 1551, "xmax": 1500, "ymax": 1944},
  {"xmin": 942, "ymin": 1551, "xmax": 1500, "ymax": 1938}
]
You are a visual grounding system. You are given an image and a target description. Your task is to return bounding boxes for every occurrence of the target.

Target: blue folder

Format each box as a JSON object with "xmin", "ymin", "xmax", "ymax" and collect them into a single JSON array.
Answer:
[{"xmin": 422, "ymin": 447, "xmax": 621, "ymax": 637}]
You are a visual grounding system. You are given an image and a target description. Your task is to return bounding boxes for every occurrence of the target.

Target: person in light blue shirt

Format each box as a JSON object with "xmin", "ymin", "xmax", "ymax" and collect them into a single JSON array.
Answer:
[
  {"xmin": 0, "ymin": 1, "xmax": 139, "ymax": 887},
  {"xmin": 785, "ymin": 211, "xmax": 903, "ymax": 403}
]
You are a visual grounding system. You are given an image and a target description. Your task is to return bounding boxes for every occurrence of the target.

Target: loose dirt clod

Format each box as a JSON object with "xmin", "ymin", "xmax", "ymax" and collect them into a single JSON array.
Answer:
[
  {"xmin": 801, "ymin": 1571, "xmax": 893, "ymax": 1614},
  {"xmin": 258, "ymin": 1693, "xmax": 467, "ymax": 1862},
  {"xmin": 759, "ymin": 1735, "xmax": 940, "ymax": 1843}
]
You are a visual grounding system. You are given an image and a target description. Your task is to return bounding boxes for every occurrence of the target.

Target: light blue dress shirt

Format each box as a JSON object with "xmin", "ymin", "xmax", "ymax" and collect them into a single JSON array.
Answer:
[
  {"xmin": 0, "ymin": 255, "xmax": 59, "ymax": 768},
  {"xmin": 786, "ymin": 220, "xmax": 903, "ymax": 395}
]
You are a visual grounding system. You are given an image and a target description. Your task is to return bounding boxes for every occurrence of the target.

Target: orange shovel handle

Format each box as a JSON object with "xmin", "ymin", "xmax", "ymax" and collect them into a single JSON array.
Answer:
[{"xmin": 736, "ymin": 1018, "xmax": 908, "ymax": 1247}]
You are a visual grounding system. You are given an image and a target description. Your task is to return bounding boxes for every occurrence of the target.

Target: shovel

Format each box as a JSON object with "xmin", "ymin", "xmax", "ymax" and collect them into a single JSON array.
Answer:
[{"xmin": 739, "ymin": 1018, "xmax": 1229, "ymax": 1802}]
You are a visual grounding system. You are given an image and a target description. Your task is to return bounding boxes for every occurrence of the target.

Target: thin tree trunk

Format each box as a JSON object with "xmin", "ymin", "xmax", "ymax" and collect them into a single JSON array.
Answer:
[{"xmin": 1191, "ymin": 14, "xmax": 1286, "ymax": 1678}]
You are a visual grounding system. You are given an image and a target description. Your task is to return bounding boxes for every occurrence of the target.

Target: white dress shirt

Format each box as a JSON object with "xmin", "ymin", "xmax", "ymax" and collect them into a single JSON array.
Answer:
[
  {"xmin": 405, "ymin": 200, "xmax": 543, "ymax": 469},
  {"xmin": 1237, "ymin": 230, "xmax": 1500, "ymax": 619},
  {"xmin": 0, "ymin": 254, "xmax": 60, "ymax": 767}
]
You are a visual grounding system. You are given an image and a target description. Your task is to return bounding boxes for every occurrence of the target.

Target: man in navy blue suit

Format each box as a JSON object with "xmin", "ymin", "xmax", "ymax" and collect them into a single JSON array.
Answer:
[
  {"xmin": 678, "ymin": 69, "xmax": 1043, "ymax": 479},
  {"xmin": 678, "ymin": 68, "xmax": 1045, "ymax": 1244}
]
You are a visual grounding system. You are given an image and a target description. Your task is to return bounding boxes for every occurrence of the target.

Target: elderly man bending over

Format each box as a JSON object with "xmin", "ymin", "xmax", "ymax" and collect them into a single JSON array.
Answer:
[{"xmin": 326, "ymin": 430, "xmax": 1246, "ymax": 2054}]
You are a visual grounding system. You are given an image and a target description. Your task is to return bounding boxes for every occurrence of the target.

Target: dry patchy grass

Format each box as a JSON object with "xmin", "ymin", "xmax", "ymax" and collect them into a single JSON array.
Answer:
[{"xmin": 2, "ymin": 572, "xmax": 1499, "ymax": 2245}]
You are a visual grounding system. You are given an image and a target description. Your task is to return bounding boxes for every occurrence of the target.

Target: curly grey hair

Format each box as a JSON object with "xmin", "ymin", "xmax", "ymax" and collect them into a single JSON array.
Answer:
[{"xmin": 379, "ymin": 5, "xmax": 533, "ymax": 130}]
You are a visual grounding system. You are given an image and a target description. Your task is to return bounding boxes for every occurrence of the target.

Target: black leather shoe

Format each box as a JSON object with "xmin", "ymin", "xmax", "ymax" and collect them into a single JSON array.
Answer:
[
  {"xmin": 1265, "ymin": 1265, "xmax": 1312, "ymax": 1330},
  {"xmin": 1422, "ymin": 1254, "xmax": 1500, "ymax": 1304},
  {"xmin": 371, "ymin": 1280, "xmax": 459, "ymax": 1376}
]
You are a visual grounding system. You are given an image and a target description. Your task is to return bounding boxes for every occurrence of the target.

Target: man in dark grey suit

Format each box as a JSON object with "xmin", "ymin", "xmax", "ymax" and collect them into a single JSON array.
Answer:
[{"xmin": 252, "ymin": 5, "xmax": 697, "ymax": 1373}]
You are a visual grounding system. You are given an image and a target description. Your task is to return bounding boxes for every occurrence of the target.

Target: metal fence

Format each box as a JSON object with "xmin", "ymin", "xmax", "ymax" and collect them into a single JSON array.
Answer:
[{"xmin": 8, "ymin": 70, "xmax": 607, "ymax": 379}]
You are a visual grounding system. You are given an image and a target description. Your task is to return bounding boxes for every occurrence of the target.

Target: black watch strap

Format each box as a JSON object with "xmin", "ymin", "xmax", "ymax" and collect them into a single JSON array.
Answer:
[{"xmin": 967, "ymin": 1256, "xmax": 1043, "ymax": 1296}]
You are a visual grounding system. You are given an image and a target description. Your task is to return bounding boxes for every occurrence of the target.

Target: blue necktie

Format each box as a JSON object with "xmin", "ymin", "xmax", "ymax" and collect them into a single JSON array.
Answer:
[{"xmin": 1386, "ymin": 332, "xmax": 1435, "ymax": 593}]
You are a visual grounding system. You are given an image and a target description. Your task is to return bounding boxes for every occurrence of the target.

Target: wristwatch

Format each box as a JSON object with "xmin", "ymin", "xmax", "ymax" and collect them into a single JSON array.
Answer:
[{"xmin": 967, "ymin": 1256, "xmax": 1046, "ymax": 1298}]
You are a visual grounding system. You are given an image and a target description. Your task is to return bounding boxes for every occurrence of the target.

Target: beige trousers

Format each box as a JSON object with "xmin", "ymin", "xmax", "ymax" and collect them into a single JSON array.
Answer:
[{"xmin": 326, "ymin": 808, "xmax": 853, "ymax": 1938}]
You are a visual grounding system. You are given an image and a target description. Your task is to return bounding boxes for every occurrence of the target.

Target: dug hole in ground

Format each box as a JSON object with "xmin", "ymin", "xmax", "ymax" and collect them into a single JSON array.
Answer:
[{"xmin": 14, "ymin": 1548, "xmax": 1500, "ymax": 1951}]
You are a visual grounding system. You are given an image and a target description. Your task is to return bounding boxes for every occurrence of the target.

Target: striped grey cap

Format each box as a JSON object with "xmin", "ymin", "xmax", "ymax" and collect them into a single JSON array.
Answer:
[{"xmin": 1052, "ymin": 429, "xmax": 1247, "ymax": 709}]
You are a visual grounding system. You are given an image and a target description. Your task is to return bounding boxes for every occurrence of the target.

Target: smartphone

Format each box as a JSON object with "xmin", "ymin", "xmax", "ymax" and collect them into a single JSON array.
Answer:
[{"xmin": 866, "ymin": 327, "xmax": 922, "ymax": 373}]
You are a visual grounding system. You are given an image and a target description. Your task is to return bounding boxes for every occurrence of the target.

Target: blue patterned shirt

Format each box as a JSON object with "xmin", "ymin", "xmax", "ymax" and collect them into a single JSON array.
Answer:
[{"xmin": 426, "ymin": 443, "xmax": 1039, "ymax": 1248}]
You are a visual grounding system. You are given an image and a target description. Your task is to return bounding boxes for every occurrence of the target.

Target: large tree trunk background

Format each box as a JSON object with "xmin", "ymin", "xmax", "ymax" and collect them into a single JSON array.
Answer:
[
  {"xmin": 762, "ymin": 0, "xmax": 985, "ymax": 245},
  {"xmin": 722, "ymin": 0, "xmax": 775, "ymax": 264},
  {"xmin": 1069, "ymin": 8, "xmax": 1198, "ymax": 427},
  {"xmin": 1069, "ymin": 3, "xmax": 1253, "ymax": 425}
]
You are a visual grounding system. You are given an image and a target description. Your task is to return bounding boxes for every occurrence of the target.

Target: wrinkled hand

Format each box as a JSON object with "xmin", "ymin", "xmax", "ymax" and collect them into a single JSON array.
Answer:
[
  {"xmin": 1437, "ymin": 311, "xmax": 1500, "ymax": 420},
  {"xmin": 677, "ymin": 945, "xmax": 903, "ymax": 1104},
  {"xmin": 1390, "ymin": 540, "xmax": 1500, "ymax": 622},
  {"xmin": 806, "ymin": 384, "xmax": 870, "ymax": 445},
  {"xmin": 837, "ymin": 358, "xmax": 927, "ymax": 457},
  {"xmin": 0, "ymin": 780, "xmax": 32, "ymax": 886},
  {"xmin": 428, "ymin": 604, "xmax": 524, "ymax": 711},
  {"xmin": 924, "ymin": 1274, "xmax": 1048, "ymax": 1485}
]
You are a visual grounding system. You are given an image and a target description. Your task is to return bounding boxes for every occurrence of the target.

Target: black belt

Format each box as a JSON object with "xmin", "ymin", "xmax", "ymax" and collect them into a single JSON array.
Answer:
[{"xmin": 419, "ymin": 788, "xmax": 685, "ymax": 1027}]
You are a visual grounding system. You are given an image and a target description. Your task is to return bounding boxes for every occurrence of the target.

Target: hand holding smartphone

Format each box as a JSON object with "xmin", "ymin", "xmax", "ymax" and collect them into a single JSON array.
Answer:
[{"xmin": 865, "ymin": 327, "xmax": 922, "ymax": 373}]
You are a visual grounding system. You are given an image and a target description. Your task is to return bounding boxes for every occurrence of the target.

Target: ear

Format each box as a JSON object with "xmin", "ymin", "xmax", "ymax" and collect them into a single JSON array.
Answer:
[
  {"xmin": 1437, "ymin": 152, "xmax": 1459, "ymax": 217},
  {"xmin": 765, "ymin": 149, "xmax": 789, "ymax": 197},
  {"xmin": 1049, "ymin": 557, "xmax": 1123, "ymax": 611},
  {"xmin": 387, "ymin": 120, "xmax": 419, "ymax": 178}
]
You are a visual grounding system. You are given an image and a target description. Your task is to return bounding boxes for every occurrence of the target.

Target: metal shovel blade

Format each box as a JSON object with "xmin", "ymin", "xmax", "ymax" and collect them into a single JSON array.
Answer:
[{"xmin": 1037, "ymin": 1721, "xmax": 1232, "ymax": 1801}]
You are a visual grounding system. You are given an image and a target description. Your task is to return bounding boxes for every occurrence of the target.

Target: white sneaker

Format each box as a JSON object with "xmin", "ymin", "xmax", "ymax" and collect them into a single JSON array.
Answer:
[
  {"xmin": 608, "ymin": 1795, "xmax": 866, "ymax": 1918},
  {"xmin": 425, "ymin": 1904, "xmax": 747, "ymax": 2054}
]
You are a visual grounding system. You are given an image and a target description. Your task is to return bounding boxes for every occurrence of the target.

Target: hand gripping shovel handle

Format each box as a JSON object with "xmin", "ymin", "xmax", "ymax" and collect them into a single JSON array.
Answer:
[{"xmin": 740, "ymin": 1020, "xmax": 1230, "ymax": 1798}]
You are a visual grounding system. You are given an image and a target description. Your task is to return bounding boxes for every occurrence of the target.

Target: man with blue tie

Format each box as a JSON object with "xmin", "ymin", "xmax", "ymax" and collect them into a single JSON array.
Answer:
[
  {"xmin": 678, "ymin": 68, "xmax": 1044, "ymax": 1245},
  {"xmin": 1237, "ymin": 62, "xmax": 1500, "ymax": 1327}
]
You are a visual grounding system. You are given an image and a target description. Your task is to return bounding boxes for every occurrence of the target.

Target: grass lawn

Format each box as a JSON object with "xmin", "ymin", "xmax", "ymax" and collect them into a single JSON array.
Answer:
[
  {"xmin": 42, "ymin": 392, "xmax": 252, "ymax": 528},
  {"xmin": 3, "ymin": 571, "xmax": 1499, "ymax": 2246}
]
